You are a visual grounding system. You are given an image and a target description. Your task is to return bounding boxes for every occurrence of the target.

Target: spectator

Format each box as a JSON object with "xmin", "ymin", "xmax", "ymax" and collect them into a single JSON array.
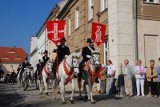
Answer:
[
  {"xmin": 123, "ymin": 59, "xmax": 134, "ymax": 97},
  {"xmin": 100, "ymin": 66, "xmax": 107, "ymax": 94},
  {"xmin": 146, "ymin": 60, "xmax": 158, "ymax": 97},
  {"xmin": 134, "ymin": 60, "xmax": 145, "ymax": 97},
  {"xmin": 106, "ymin": 60, "xmax": 116, "ymax": 95}
]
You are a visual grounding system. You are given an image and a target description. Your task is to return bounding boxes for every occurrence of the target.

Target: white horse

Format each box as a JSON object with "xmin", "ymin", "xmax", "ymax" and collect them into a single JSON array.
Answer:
[
  {"xmin": 22, "ymin": 67, "xmax": 33, "ymax": 90},
  {"xmin": 17, "ymin": 69, "xmax": 22, "ymax": 87},
  {"xmin": 52, "ymin": 52, "xmax": 81, "ymax": 104},
  {"xmin": 39, "ymin": 61, "xmax": 53, "ymax": 94},
  {"xmin": 78, "ymin": 48, "xmax": 100, "ymax": 104}
]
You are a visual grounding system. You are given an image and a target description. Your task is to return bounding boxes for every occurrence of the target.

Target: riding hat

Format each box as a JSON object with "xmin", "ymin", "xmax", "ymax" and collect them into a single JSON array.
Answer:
[
  {"xmin": 86, "ymin": 38, "xmax": 93, "ymax": 43},
  {"xmin": 61, "ymin": 37, "xmax": 66, "ymax": 42},
  {"xmin": 44, "ymin": 50, "xmax": 48, "ymax": 54}
]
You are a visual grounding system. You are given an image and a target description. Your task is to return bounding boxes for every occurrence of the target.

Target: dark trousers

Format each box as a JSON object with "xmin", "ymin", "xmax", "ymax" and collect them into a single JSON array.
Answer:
[
  {"xmin": 157, "ymin": 82, "xmax": 160, "ymax": 95},
  {"xmin": 148, "ymin": 81, "xmax": 158, "ymax": 96},
  {"xmin": 52, "ymin": 59, "xmax": 61, "ymax": 79}
]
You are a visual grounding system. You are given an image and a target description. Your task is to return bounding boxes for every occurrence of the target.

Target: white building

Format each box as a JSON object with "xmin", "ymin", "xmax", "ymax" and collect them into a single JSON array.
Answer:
[
  {"xmin": 30, "ymin": 24, "xmax": 47, "ymax": 71},
  {"xmin": 37, "ymin": 25, "xmax": 47, "ymax": 61},
  {"xmin": 30, "ymin": 36, "xmax": 38, "ymax": 71}
]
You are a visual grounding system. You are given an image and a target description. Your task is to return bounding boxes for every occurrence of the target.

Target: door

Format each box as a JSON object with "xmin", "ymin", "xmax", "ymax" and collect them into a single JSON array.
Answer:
[{"xmin": 144, "ymin": 35, "xmax": 159, "ymax": 66}]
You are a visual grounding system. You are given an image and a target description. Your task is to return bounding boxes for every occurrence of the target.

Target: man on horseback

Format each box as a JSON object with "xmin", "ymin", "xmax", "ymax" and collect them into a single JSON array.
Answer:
[
  {"xmin": 79, "ymin": 38, "xmax": 95, "ymax": 79},
  {"xmin": 17, "ymin": 64, "xmax": 22, "ymax": 74},
  {"xmin": 20, "ymin": 58, "xmax": 30, "ymax": 77},
  {"xmin": 36, "ymin": 59, "xmax": 43, "ymax": 77},
  {"xmin": 42, "ymin": 50, "xmax": 50, "ymax": 67},
  {"xmin": 52, "ymin": 37, "xmax": 70, "ymax": 79}
]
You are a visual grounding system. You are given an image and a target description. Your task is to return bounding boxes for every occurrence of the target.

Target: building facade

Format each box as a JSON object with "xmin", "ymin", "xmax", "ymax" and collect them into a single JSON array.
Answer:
[
  {"xmin": 30, "ymin": 0, "xmax": 160, "ymax": 78},
  {"xmin": 37, "ymin": 25, "xmax": 47, "ymax": 61},
  {"xmin": 0, "ymin": 47, "xmax": 27, "ymax": 75},
  {"xmin": 56, "ymin": 0, "xmax": 160, "ymax": 78},
  {"xmin": 137, "ymin": 0, "xmax": 160, "ymax": 66},
  {"xmin": 30, "ymin": 36, "xmax": 38, "ymax": 70}
]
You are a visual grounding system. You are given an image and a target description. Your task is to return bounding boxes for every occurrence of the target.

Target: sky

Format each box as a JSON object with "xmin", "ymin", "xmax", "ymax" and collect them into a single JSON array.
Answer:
[{"xmin": 0, "ymin": 0, "xmax": 60, "ymax": 54}]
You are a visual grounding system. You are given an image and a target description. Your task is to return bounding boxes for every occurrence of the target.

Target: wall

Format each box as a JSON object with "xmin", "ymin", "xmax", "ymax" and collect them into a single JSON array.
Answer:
[
  {"xmin": 138, "ymin": 19, "xmax": 160, "ymax": 66},
  {"xmin": 108, "ymin": 0, "xmax": 134, "ymax": 78},
  {"xmin": 1, "ymin": 63, "xmax": 20, "ymax": 75}
]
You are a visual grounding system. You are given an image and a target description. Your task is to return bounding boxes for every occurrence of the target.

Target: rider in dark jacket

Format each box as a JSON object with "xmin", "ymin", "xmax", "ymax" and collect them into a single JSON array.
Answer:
[
  {"xmin": 20, "ymin": 58, "xmax": 30, "ymax": 77},
  {"xmin": 52, "ymin": 37, "xmax": 70, "ymax": 79},
  {"xmin": 81, "ymin": 38, "xmax": 95, "ymax": 67},
  {"xmin": 42, "ymin": 50, "xmax": 50, "ymax": 67},
  {"xmin": 36, "ymin": 59, "xmax": 43, "ymax": 77},
  {"xmin": 79, "ymin": 38, "xmax": 95, "ymax": 81}
]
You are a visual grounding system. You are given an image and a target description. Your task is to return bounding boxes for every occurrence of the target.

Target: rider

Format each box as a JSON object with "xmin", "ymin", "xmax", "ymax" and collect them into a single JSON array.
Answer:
[
  {"xmin": 42, "ymin": 50, "xmax": 50, "ymax": 67},
  {"xmin": 52, "ymin": 37, "xmax": 70, "ymax": 79},
  {"xmin": 20, "ymin": 58, "xmax": 30, "ymax": 77},
  {"xmin": 79, "ymin": 38, "xmax": 95, "ymax": 79},
  {"xmin": 16, "ymin": 64, "xmax": 22, "ymax": 76},
  {"xmin": 36, "ymin": 59, "xmax": 43, "ymax": 77}
]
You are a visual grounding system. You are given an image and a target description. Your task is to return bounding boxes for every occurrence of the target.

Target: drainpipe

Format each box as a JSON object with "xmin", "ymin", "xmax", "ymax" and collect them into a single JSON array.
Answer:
[{"xmin": 134, "ymin": 0, "xmax": 138, "ymax": 61}]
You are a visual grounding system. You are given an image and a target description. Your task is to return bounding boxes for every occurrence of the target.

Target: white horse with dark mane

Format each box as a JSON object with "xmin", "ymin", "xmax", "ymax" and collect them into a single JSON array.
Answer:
[
  {"xmin": 38, "ymin": 61, "xmax": 53, "ymax": 94},
  {"xmin": 21, "ymin": 67, "xmax": 33, "ymax": 90},
  {"xmin": 78, "ymin": 48, "xmax": 100, "ymax": 104},
  {"xmin": 17, "ymin": 69, "xmax": 23, "ymax": 86},
  {"xmin": 52, "ymin": 52, "xmax": 81, "ymax": 104}
]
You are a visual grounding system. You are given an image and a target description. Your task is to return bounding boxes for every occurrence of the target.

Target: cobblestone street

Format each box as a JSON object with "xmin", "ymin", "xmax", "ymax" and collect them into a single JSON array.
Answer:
[{"xmin": 1, "ymin": 83, "xmax": 160, "ymax": 107}]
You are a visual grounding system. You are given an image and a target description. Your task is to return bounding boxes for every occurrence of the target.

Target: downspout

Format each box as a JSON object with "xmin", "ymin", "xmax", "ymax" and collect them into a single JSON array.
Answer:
[{"xmin": 134, "ymin": 0, "xmax": 138, "ymax": 61}]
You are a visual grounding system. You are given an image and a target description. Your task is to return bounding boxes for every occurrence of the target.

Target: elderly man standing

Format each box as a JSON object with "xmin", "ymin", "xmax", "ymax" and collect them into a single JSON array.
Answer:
[{"xmin": 123, "ymin": 59, "xmax": 134, "ymax": 97}]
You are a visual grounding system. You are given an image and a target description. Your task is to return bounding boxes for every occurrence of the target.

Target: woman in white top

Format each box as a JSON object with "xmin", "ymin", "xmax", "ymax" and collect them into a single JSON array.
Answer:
[
  {"xmin": 134, "ymin": 60, "xmax": 145, "ymax": 96},
  {"xmin": 106, "ymin": 60, "xmax": 116, "ymax": 95}
]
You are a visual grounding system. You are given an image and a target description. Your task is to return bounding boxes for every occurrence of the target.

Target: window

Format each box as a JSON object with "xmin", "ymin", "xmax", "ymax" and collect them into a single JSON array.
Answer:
[
  {"xmin": 68, "ymin": 18, "xmax": 71, "ymax": 35},
  {"xmin": 75, "ymin": 8, "xmax": 80, "ymax": 30},
  {"xmin": 88, "ymin": 0, "xmax": 94, "ymax": 21},
  {"xmin": 104, "ymin": 39, "xmax": 108, "ymax": 65},
  {"xmin": 101, "ymin": 0, "xmax": 108, "ymax": 12},
  {"xmin": 143, "ymin": 0, "xmax": 160, "ymax": 3}
]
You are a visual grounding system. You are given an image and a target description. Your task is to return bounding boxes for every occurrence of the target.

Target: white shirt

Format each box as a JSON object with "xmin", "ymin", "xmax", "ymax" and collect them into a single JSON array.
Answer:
[
  {"xmin": 134, "ymin": 65, "xmax": 145, "ymax": 79},
  {"xmin": 107, "ymin": 64, "xmax": 116, "ymax": 75}
]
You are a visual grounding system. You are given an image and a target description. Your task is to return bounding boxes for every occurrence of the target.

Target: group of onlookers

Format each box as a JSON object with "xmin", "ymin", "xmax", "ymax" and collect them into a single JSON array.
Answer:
[{"xmin": 97, "ymin": 58, "xmax": 160, "ymax": 97}]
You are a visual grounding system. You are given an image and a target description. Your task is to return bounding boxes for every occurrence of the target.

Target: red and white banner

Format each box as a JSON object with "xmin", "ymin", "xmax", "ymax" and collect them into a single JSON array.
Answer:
[
  {"xmin": 46, "ymin": 20, "xmax": 65, "ymax": 45},
  {"xmin": 92, "ymin": 22, "xmax": 106, "ymax": 46}
]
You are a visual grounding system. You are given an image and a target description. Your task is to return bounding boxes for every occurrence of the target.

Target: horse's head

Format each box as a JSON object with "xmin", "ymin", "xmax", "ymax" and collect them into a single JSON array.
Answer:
[
  {"xmin": 69, "ymin": 52, "xmax": 81, "ymax": 76},
  {"xmin": 46, "ymin": 61, "xmax": 53, "ymax": 73},
  {"xmin": 88, "ymin": 48, "xmax": 100, "ymax": 67}
]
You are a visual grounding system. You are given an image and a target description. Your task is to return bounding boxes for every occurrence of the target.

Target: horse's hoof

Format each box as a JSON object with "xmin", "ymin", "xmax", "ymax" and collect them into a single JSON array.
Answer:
[
  {"xmin": 84, "ymin": 96, "xmax": 88, "ymax": 100},
  {"xmin": 53, "ymin": 98, "xmax": 56, "ymax": 100},
  {"xmin": 45, "ymin": 92, "xmax": 49, "ymax": 95},
  {"xmin": 70, "ymin": 100, "xmax": 74, "ymax": 104},
  {"xmin": 62, "ymin": 101, "xmax": 67, "ymax": 104},
  {"xmin": 91, "ymin": 101, "xmax": 96, "ymax": 104},
  {"xmin": 79, "ymin": 97, "xmax": 82, "ymax": 100}
]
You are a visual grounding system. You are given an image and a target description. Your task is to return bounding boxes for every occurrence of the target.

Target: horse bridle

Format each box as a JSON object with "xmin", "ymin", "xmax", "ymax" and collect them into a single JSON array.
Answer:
[
  {"xmin": 45, "ymin": 62, "xmax": 52, "ymax": 72},
  {"xmin": 66, "ymin": 56, "xmax": 79, "ymax": 69},
  {"xmin": 89, "ymin": 52, "xmax": 100, "ymax": 66}
]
